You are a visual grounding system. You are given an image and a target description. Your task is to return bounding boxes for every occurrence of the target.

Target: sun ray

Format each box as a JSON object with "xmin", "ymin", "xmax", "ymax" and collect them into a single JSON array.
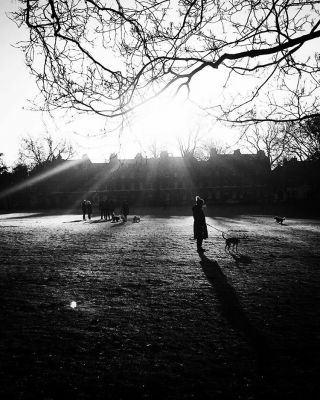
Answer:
[{"xmin": 0, "ymin": 159, "xmax": 84, "ymax": 200}]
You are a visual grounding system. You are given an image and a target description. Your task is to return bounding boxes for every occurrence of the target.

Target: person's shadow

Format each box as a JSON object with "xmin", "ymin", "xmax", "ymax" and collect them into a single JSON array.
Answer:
[
  {"xmin": 199, "ymin": 253, "xmax": 271, "ymax": 376},
  {"xmin": 110, "ymin": 221, "xmax": 125, "ymax": 227}
]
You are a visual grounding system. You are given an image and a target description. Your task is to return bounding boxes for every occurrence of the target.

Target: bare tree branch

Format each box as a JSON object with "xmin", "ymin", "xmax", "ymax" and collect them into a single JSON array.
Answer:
[{"xmin": 11, "ymin": 0, "xmax": 320, "ymax": 125}]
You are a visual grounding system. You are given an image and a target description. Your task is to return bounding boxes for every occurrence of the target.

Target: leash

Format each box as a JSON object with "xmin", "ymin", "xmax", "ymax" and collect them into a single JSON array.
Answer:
[
  {"xmin": 206, "ymin": 222, "xmax": 248, "ymax": 240},
  {"xmin": 206, "ymin": 223, "xmax": 225, "ymax": 234}
]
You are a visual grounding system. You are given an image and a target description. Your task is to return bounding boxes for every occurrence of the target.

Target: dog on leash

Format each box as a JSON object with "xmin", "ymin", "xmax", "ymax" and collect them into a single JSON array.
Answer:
[
  {"xmin": 132, "ymin": 215, "xmax": 141, "ymax": 223},
  {"xmin": 111, "ymin": 213, "xmax": 121, "ymax": 222},
  {"xmin": 222, "ymin": 232, "xmax": 240, "ymax": 252},
  {"xmin": 274, "ymin": 216, "xmax": 285, "ymax": 225}
]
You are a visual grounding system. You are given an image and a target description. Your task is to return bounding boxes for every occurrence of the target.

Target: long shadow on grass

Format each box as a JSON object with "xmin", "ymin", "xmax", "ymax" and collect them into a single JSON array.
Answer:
[
  {"xmin": 110, "ymin": 221, "xmax": 125, "ymax": 227},
  {"xmin": 199, "ymin": 253, "xmax": 271, "ymax": 376}
]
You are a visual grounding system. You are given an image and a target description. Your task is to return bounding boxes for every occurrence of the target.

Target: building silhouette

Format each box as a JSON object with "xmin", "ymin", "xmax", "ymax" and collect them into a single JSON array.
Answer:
[
  {"xmin": 2, "ymin": 148, "xmax": 319, "ymax": 210},
  {"xmin": 23, "ymin": 148, "xmax": 272, "ymax": 208}
]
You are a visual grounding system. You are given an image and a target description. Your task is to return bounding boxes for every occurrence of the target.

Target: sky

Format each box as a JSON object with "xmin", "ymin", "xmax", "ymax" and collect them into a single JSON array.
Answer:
[
  {"xmin": 0, "ymin": 0, "xmax": 244, "ymax": 168},
  {"xmin": 2, "ymin": 1, "xmax": 318, "ymax": 169}
]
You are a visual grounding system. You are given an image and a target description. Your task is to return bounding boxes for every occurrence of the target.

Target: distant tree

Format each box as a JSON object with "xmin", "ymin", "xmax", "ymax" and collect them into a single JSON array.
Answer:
[
  {"xmin": 13, "ymin": 1, "xmax": 320, "ymax": 126},
  {"xmin": 177, "ymin": 131, "xmax": 230, "ymax": 160},
  {"xmin": 0, "ymin": 153, "xmax": 8, "ymax": 174},
  {"xmin": 196, "ymin": 139, "xmax": 229, "ymax": 161},
  {"xmin": 0, "ymin": 153, "xmax": 10, "ymax": 193},
  {"xmin": 243, "ymin": 116, "xmax": 320, "ymax": 167},
  {"xmin": 241, "ymin": 124, "xmax": 289, "ymax": 168},
  {"xmin": 19, "ymin": 135, "xmax": 75, "ymax": 169},
  {"xmin": 148, "ymin": 140, "xmax": 161, "ymax": 159},
  {"xmin": 177, "ymin": 129, "xmax": 202, "ymax": 159}
]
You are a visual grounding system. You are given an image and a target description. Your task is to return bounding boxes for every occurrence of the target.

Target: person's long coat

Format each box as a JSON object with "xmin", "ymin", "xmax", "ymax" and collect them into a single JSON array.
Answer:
[{"xmin": 192, "ymin": 204, "xmax": 208, "ymax": 239}]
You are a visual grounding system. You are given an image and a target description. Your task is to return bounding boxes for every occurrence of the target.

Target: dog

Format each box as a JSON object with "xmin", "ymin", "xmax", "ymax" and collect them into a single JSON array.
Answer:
[
  {"xmin": 132, "ymin": 215, "xmax": 141, "ymax": 223},
  {"xmin": 222, "ymin": 232, "xmax": 240, "ymax": 252},
  {"xmin": 274, "ymin": 216, "xmax": 285, "ymax": 225},
  {"xmin": 111, "ymin": 213, "xmax": 120, "ymax": 222}
]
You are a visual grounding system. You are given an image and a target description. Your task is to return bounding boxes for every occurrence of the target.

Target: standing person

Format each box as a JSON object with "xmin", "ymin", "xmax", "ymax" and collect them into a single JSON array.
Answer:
[
  {"xmin": 86, "ymin": 200, "xmax": 92, "ymax": 220},
  {"xmin": 99, "ymin": 198, "xmax": 104, "ymax": 219},
  {"xmin": 109, "ymin": 199, "xmax": 115, "ymax": 219},
  {"xmin": 105, "ymin": 199, "xmax": 111, "ymax": 220},
  {"xmin": 192, "ymin": 196, "xmax": 208, "ymax": 253},
  {"xmin": 102, "ymin": 199, "xmax": 107, "ymax": 220},
  {"xmin": 122, "ymin": 200, "xmax": 129, "ymax": 222},
  {"xmin": 81, "ymin": 200, "xmax": 87, "ymax": 220}
]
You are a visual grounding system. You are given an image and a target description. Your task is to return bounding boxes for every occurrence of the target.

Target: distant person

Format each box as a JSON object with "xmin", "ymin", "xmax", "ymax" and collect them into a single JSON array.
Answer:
[
  {"xmin": 109, "ymin": 199, "xmax": 115, "ymax": 219},
  {"xmin": 101, "ymin": 199, "xmax": 107, "ymax": 220},
  {"xmin": 99, "ymin": 198, "xmax": 104, "ymax": 219},
  {"xmin": 105, "ymin": 199, "xmax": 111, "ymax": 220},
  {"xmin": 86, "ymin": 200, "xmax": 92, "ymax": 220},
  {"xmin": 192, "ymin": 196, "xmax": 208, "ymax": 253},
  {"xmin": 122, "ymin": 200, "xmax": 129, "ymax": 222},
  {"xmin": 81, "ymin": 200, "xmax": 87, "ymax": 220}
]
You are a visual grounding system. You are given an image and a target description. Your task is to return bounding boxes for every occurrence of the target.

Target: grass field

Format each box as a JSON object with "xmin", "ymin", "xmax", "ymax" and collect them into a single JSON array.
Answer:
[{"xmin": 0, "ymin": 209, "xmax": 319, "ymax": 399}]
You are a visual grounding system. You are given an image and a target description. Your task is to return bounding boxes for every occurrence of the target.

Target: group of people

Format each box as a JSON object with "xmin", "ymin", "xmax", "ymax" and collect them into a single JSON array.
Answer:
[
  {"xmin": 98, "ymin": 199, "xmax": 130, "ymax": 222},
  {"xmin": 99, "ymin": 198, "xmax": 115, "ymax": 221},
  {"xmin": 81, "ymin": 198, "xmax": 130, "ymax": 222}
]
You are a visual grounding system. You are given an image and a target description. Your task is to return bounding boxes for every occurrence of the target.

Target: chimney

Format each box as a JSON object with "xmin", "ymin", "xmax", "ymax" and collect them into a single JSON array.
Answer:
[
  {"xmin": 160, "ymin": 150, "xmax": 169, "ymax": 159},
  {"xmin": 210, "ymin": 148, "xmax": 218, "ymax": 158},
  {"xmin": 109, "ymin": 153, "xmax": 119, "ymax": 166}
]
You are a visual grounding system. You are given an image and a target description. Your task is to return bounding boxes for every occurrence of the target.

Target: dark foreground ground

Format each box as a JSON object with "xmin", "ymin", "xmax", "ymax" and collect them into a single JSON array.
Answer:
[{"xmin": 0, "ymin": 207, "xmax": 319, "ymax": 400}]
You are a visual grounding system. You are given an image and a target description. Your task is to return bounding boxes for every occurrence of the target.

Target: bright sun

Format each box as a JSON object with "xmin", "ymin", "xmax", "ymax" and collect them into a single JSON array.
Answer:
[{"xmin": 129, "ymin": 95, "xmax": 203, "ymax": 155}]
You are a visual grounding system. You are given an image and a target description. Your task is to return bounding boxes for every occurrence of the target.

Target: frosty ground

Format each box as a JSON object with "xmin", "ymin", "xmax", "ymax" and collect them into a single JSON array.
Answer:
[{"xmin": 0, "ymin": 208, "xmax": 319, "ymax": 399}]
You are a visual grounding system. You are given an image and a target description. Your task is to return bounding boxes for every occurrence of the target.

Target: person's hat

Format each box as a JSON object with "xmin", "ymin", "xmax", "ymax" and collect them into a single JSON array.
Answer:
[{"xmin": 196, "ymin": 196, "xmax": 204, "ymax": 205}]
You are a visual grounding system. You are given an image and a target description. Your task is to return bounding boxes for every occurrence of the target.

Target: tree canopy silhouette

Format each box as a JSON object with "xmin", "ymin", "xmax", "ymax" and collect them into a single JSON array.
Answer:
[{"xmin": 13, "ymin": 0, "xmax": 320, "ymax": 125}]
